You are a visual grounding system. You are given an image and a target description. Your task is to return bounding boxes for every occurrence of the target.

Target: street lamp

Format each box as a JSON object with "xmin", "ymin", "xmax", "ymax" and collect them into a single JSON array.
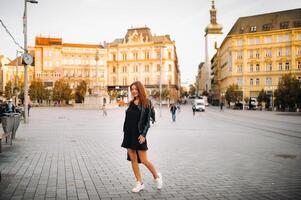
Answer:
[{"xmin": 23, "ymin": 0, "xmax": 38, "ymax": 123}]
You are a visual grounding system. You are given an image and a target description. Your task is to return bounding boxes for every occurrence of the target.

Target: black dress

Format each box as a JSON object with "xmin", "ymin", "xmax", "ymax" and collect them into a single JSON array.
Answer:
[{"xmin": 121, "ymin": 102, "xmax": 148, "ymax": 163}]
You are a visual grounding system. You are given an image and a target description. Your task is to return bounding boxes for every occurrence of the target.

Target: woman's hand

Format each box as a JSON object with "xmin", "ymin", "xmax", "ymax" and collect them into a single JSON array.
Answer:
[{"xmin": 138, "ymin": 135, "xmax": 145, "ymax": 144}]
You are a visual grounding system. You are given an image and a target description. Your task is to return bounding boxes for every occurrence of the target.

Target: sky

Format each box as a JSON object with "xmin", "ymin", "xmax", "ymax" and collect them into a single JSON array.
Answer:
[{"xmin": 1, "ymin": 0, "xmax": 301, "ymax": 84}]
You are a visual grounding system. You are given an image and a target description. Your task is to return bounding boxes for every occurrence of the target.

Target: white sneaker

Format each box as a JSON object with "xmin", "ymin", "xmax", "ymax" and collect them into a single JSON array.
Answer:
[
  {"xmin": 155, "ymin": 173, "xmax": 163, "ymax": 189},
  {"xmin": 132, "ymin": 181, "xmax": 145, "ymax": 193}
]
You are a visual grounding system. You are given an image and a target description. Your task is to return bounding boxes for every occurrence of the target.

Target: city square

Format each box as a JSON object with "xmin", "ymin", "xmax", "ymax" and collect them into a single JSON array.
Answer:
[
  {"xmin": 1, "ymin": 0, "xmax": 301, "ymax": 199},
  {"xmin": 0, "ymin": 106, "xmax": 300, "ymax": 200}
]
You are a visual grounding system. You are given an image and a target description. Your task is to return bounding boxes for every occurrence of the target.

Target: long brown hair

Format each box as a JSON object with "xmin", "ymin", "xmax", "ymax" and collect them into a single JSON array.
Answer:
[{"xmin": 130, "ymin": 81, "xmax": 148, "ymax": 108}]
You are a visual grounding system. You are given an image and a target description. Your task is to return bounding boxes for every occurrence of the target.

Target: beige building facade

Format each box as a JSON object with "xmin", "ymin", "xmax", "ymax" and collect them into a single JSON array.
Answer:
[
  {"xmin": 212, "ymin": 8, "xmax": 301, "ymax": 103},
  {"xmin": 106, "ymin": 27, "xmax": 181, "ymax": 101}
]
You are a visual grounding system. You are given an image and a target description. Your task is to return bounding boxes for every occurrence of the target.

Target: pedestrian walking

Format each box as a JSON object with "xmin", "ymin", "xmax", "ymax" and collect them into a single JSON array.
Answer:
[
  {"xmin": 102, "ymin": 104, "xmax": 107, "ymax": 116},
  {"xmin": 170, "ymin": 104, "xmax": 177, "ymax": 122},
  {"xmin": 220, "ymin": 101, "xmax": 224, "ymax": 111},
  {"xmin": 192, "ymin": 105, "xmax": 196, "ymax": 116},
  {"xmin": 121, "ymin": 81, "xmax": 162, "ymax": 193}
]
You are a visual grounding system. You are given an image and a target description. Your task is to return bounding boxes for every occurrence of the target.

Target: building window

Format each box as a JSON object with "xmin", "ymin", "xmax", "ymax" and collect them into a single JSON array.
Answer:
[
  {"xmin": 278, "ymin": 34, "xmax": 290, "ymax": 42},
  {"xmin": 280, "ymin": 21, "xmax": 289, "ymax": 29},
  {"xmin": 168, "ymin": 52, "xmax": 172, "ymax": 59},
  {"xmin": 266, "ymin": 77, "xmax": 272, "ymax": 86},
  {"xmin": 248, "ymin": 38, "xmax": 254, "ymax": 45},
  {"xmin": 133, "ymin": 52, "xmax": 138, "ymax": 60},
  {"xmin": 278, "ymin": 63, "xmax": 283, "ymax": 71},
  {"xmin": 113, "ymin": 66, "xmax": 116, "ymax": 73},
  {"xmin": 285, "ymin": 48, "xmax": 290, "ymax": 56},
  {"xmin": 249, "ymin": 50, "xmax": 254, "ymax": 58},
  {"xmin": 255, "ymin": 37, "xmax": 260, "ymax": 44},
  {"xmin": 112, "ymin": 54, "xmax": 116, "ymax": 61},
  {"xmin": 122, "ymin": 53, "xmax": 127, "ymax": 61},
  {"xmin": 250, "ymin": 78, "xmax": 253, "ymax": 86},
  {"xmin": 145, "ymin": 51, "xmax": 150, "ymax": 59},
  {"xmin": 298, "ymin": 76, "xmax": 301, "ymax": 83},
  {"xmin": 250, "ymin": 26, "xmax": 257, "ymax": 32},
  {"xmin": 237, "ymin": 39, "xmax": 243, "ymax": 47},
  {"xmin": 255, "ymin": 50, "xmax": 260, "ymax": 58},
  {"xmin": 256, "ymin": 78, "xmax": 260, "ymax": 85},
  {"xmin": 298, "ymin": 33, "xmax": 301, "ymax": 40},
  {"xmin": 294, "ymin": 21, "xmax": 301, "ymax": 28},
  {"xmin": 297, "ymin": 47, "xmax": 301, "ymax": 55},
  {"xmin": 168, "ymin": 64, "xmax": 172, "ymax": 71},
  {"xmin": 145, "ymin": 64, "xmax": 149, "ymax": 72},
  {"xmin": 256, "ymin": 64, "xmax": 260, "ymax": 72},
  {"xmin": 277, "ymin": 48, "xmax": 282, "ymax": 57},
  {"xmin": 250, "ymin": 64, "xmax": 253, "ymax": 72},
  {"xmin": 133, "ymin": 65, "xmax": 138, "ymax": 72},
  {"xmin": 237, "ymin": 65, "xmax": 242, "ymax": 73},
  {"xmin": 298, "ymin": 61, "xmax": 301, "ymax": 69},
  {"xmin": 237, "ymin": 51, "xmax": 243, "ymax": 59},
  {"xmin": 266, "ymin": 63, "xmax": 272, "ymax": 71},
  {"xmin": 157, "ymin": 64, "xmax": 160, "ymax": 72},
  {"xmin": 264, "ymin": 36, "xmax": 272, "ymax": 43},
  {"xmin": 262, "ymin": 24, "xmax": 271, "ymax": 31},
  {"xmin": 122, "ymin": 66, "xmax": 127, "ymax": 73},
  {"xmin": 265, "ymin": 49, "xmax": 272, "ymax": 57},
  {"xmin": 285, "ymin": 62, "xmax": 290, "ymax": 70}
]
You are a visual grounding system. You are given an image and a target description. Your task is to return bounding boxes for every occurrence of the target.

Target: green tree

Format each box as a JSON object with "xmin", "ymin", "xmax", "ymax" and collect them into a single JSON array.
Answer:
[
  {"xmin": 161, "ymin": 88, "xmax": 170, "ymax": 100},
  {"xmin": 4, "ymin": 81, "xmax": 13, "ymax": 99},
  {"xmin": 274, "ymin": 73, "xmax": 301, "ymax": 111},
  {"xmin": 150, "ymin": 89, "xmax": 160, "ymax": 99},
  {"xmin": 225, "ymin": 84, "xmax": 243, "ymax": 106},
  {"xmin": 29, "ymin": 79, "xmax": 49, "ymax": 103},
  {"xmin": 188, "ymin": 84, "xmax": 196, "ymax": 96},
  {"xmin": 180, "ymin": 86, "xmax": 188, "ymax": 98},
  {"xmin": 74, "ymin": 80, "xmax": 87, "ymax": 103},
  {"xmin": 52, "ymin": 79, "xmax": 72, "ymax": 104}
]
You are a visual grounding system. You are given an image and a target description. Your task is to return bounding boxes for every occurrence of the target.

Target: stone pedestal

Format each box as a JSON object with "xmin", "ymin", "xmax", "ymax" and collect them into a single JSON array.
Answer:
[{"xmin": 75, "ymin": 87, "xmax": 110, "ymax": 109}]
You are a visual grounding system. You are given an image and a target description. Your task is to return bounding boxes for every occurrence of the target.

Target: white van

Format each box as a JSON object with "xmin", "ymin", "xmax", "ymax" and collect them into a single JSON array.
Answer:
[{"xmin": 193, "ymin": 99, "xmax": 205, "ymax": 112}]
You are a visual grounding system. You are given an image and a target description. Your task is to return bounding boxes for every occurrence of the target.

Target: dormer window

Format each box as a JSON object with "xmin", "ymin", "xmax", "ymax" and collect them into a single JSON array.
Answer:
[
  {"xmin": 250, "ymin": 26, "xmax": 257, "ymax": 32},
  {"xmin": 262, "ymin": 24, "xmax": 271, "ymax": 31},
  {"xmin": 280, "ymin": 21, "xmax": 289, "ymax": 29}
]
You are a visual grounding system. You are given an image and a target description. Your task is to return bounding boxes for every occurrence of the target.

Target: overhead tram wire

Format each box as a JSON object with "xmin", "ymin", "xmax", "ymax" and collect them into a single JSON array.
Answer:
[{"xmin": 0, "ymin": 19, "xmax": 24, "ymax": 51}]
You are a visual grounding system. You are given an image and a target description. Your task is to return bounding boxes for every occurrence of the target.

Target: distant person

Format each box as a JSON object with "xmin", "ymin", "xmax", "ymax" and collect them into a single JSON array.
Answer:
[
  {"xmin": 5, "ymin": 99, "xmax": 15, "ymax": 113},
  {"xmin": 121, "ymin": 81, "xmax": 162, "ymax": 193},
  {"xmin": 170, "ymin": 104, "xmax": 177, "ymax": 122},
  {"xmin": 102, "ymin": 104, "xmax": 107, "ymax": 116},
  {"xmin": 28, "ymin": 103, "xmax": 32, "ymax": 116},
  {"xmin": 220, "ymin": 102, "xmax": 224, "ymax": 111},
  {"xmin": 176, "ymin": 104, "xmax": 181, "ymax": 112},
  {"xmin": 192, "ymin": 105, "xmax": 196, "ymax": 116}
]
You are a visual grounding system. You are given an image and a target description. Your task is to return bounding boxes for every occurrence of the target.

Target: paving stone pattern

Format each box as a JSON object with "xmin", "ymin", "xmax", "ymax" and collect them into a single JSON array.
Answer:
[{"xmin": 0, "ymin": 106, "xmax": 301, "ymax": 200}]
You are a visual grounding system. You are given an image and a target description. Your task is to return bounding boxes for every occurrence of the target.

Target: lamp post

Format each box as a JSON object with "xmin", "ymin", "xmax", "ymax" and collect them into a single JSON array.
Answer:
[{"xmin": 23, "ymin": 0, "xmax": 38, "ymax": 123}]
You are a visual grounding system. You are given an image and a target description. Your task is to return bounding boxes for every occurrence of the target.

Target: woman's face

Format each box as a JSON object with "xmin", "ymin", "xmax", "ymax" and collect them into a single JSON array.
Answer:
[{"xmin": 131, "ymin": 84, "xmax": 139, "ymax": 98}]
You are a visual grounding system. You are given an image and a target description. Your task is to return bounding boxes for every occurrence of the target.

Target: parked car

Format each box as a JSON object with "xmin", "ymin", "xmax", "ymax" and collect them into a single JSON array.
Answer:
[{"xmin": 193, "ymin": 99, "xmax": 205, "ymax": 112}]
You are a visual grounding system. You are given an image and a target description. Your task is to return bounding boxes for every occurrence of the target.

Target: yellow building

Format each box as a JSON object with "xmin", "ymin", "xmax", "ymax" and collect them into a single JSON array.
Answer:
[
  {"xmin": 196, "ymin": 62, "xmax": 206, "ymax": 95},
  {"xmin": 213, "ymin": 8, "xmax": 301, "ymax": 104},
  {"xmin": 33, "ymin": 37, "xmax": 107, "ymax": 90},
  {"xmin": 106, "ymin": 27, "xmax": 181, "ymax": 101}
]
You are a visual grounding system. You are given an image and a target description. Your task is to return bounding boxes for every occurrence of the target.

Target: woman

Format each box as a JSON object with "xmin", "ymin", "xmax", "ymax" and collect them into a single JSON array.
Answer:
[{"xmin": 121, "ymin": 81, "xmax": 163, "ymax": 193}]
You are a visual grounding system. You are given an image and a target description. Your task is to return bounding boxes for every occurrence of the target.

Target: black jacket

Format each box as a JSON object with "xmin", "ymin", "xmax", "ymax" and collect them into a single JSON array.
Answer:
[{"xmin": 128, "ymin": 99, "xmax": 155, "ymax": 137}]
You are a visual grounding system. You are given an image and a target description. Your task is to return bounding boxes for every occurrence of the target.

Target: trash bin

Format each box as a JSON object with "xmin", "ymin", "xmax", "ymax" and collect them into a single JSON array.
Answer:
[
  {"xmin": 12, "ymin": 113, "xmax": 21, "ymax": 139},
  {"xmin": 1, "ymin": 114, "xmax": 14, "ymax": 135}
]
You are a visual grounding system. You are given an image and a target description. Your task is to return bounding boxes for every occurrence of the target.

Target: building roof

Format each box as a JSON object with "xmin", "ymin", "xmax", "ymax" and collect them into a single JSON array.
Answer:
[
  {"xmin": 108, "ymin": 27, "xmax": 173, "ymax": 45},
  {"xmin": 228, "ymin": 8, "xmax": 301, "ymax": 35},
  {"xmin": 6, "ymin": 57, "xmax": 22, "ymax": 66},
  {"xmin": 35, "ymin": 36, "xmax": 103, "ymax": 48}
]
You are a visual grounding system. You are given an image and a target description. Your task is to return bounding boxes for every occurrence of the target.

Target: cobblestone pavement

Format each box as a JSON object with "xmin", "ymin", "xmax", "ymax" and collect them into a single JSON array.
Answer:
[{"xmin": 0, "ymin": 105, "xmax": 301, "ymax": 200}]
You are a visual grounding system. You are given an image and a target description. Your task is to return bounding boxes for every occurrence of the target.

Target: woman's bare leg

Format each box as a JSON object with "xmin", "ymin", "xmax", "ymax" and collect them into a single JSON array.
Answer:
[
  {"xmin": 128, "ymin": 149, "xmax": 142, "ymax": 182},
  {"xmin": 138, "ymin": 150, "xmax": 159, "ymax": 179}
]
